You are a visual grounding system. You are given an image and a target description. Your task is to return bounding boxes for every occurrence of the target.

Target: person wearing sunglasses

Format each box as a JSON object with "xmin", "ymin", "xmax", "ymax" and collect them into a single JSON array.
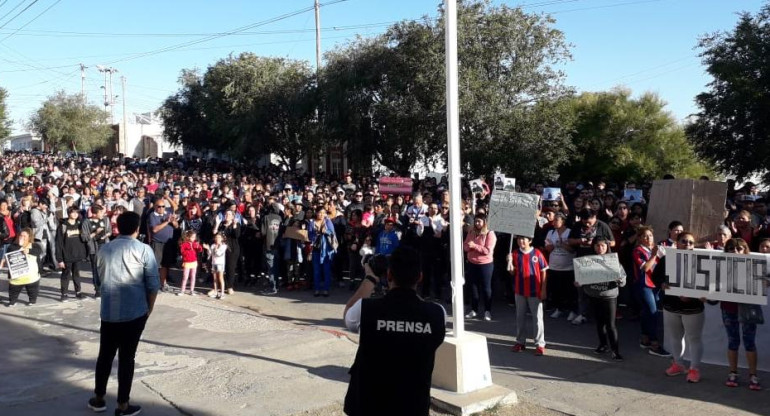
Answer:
[{"xmin": 657, "ymin": 232, "xmax": 706, "ymax": 383}]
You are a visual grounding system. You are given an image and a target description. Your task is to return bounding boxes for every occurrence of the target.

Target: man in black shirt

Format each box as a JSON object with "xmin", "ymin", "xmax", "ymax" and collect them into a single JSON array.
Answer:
[{"xmin": 343, "ymin": 247, "xmax": 446, "ymax": 416}]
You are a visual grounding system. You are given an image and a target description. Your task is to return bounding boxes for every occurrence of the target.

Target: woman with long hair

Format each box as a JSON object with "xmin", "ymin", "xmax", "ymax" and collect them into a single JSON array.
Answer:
[
  {"xmin": 308, "ymin": 206, "xmax": 336, "ymax": 297},
  {"xmin": 463, "ymin": 213, "xmax": 497, "ymax": 321},
  {"xmin": 632, "ymin": 226, "xmax": 670, "ymax": 357},
  {"xmin": 1, "ymin": 228, "xmax": 42, "ymax": 306}
]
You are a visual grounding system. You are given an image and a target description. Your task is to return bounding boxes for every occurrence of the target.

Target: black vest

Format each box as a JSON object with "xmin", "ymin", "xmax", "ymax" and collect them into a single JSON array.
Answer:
[{"xmin": 344, "ymin": 288, "xmax": 446, "ymax": 416}]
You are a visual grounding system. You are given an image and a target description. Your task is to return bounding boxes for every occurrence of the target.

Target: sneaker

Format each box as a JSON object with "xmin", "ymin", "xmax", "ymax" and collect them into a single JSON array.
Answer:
[
  {"xmin": 534, "ymin": 346, "xmax": 546, "ymax": 356},
  {"xmin": 76, "ymin": 292, "xmax": 84, "ymax": 299},
  {"xmin": 571, "ymin": 315, "xmax": 587, "ymax": 325},
  {"xmin": 639, "ymin": 341, "xmax": 652, "ymax": 349},
  {"xmin": 611, "ymin": 352, "xmax": 624, "ymax": 361},
  {"xmin": 550, "ymin": 310, "xmax": 563, "ymax": 319},
  {"xmin": 725, "ymin": 372, "xmax": 739, "ymax": 387},
  {"xmin": 60, "ymin": 294, "xmax": 69, "ymax": 302},
  {"xmin": 483, "ymin": 311, "xmax": 492, "ymax": 321},
  {"xmin": 648, "ymin": 346, "xmax": 672, "ymax": 358},
  {"xmin": 215, "ymin": 293, "xmax": 222, "ymax": 300},
  {"xmin": 261, "ymin": 288, "xmax": 278, "ymax": 296},
  {"xmin": 161, "ymin": 284, "xmax": 170, "ymax": 292},
  {"xmin": 176, "ymin": 292, "xmax": 182, "ymax": 296},
  {"xmin": 94, "ymin": 290, "xmax": 101, "ymax": 298},
  {"xmin": 88, "ymin": 397, "xmax": 106, "ymax": 412},
  {"xmin": 227, "ymin": 288, "xmax": 234, "ymax": 295},
  {"xmin": 511, "ymin": 343, "xmax": 526, "ymax": 353},
  {"xmin": 207, "ymin": 289, "xmax": 217, "ymax": 298},
  {"xmin": 686, "ymin": 368, "xmax": 701, "ymax": 383},
  {"xmin": 594, "ymin": 345, "xmax": 609, "ymax": 355},
  {"xmin": 115, "ymin": 404, "xmax": 142, "ymax": 416},
  {"xmin": 322, "ymin": 290, "xmax": 329, "ymax": 297},
  {"xmin": 27, "ymin": 300, "xmax": 36, "ymax": 306},
  {"xmin": 566, "ymin": 311, "xmax": 578, "ymax": 321},
  {"xmin": 465, "ymin": 311, "xmax": 477, "ymax": 319},
  {"xmin": 749, "ymin": 374, "xmax": 761, "ymax": 391},
  {"xmin": 7, "ymin": 302, "xmax": 16, "ymax": 308},
  {"xmin": 313, "ymin": 291, "xmax": 320, "ymax": 297},
  {"xmin": 665, "ymin": 362, "xmax": 686, "ymax": 376}
]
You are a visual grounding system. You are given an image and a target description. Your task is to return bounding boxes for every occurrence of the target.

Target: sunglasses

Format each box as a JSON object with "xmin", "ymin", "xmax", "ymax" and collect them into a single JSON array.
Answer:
[{"xmin": 679, "ymin": 240, "xmax": 695, "ymax": 245}]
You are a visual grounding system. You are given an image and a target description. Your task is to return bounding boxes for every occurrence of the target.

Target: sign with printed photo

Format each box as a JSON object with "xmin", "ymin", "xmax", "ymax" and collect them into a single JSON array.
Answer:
[
  {"xmin": 469, "ymin": 179, "xmax": 485, "ymax": 196},
  {"xmin": 493, "ymin": 173, "xmax": 506, "ymax": 191},
  {"xmin": 542, "ymin": 187, "xmax": 562, "ymax": 201},
  {"xmin": 4, "ymin": 250, "xmax": 40, "ymax": 286},
  {"xmin": 623, "ymin": 189, "xmax": 643, "ymax": 203}
]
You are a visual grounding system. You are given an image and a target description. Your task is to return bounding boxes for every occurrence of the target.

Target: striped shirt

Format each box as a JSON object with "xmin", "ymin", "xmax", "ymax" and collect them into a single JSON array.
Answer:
[{"xmin": 512, "ymin": 248, "xmax": 549, "ymax": 298}]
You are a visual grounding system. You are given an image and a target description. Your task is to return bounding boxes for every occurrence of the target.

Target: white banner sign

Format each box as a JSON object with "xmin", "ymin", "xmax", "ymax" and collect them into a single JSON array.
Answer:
[
  {"xmin": 665, "ymin": 248, "xmax": 769, "ymax": 305},
  {"xmin": 488, "ymin": 191, "xmax": 539, "ymax": 238},
  {"xmin": 573, "ymin": 253, "xmax": 623, "ymax": 285}
]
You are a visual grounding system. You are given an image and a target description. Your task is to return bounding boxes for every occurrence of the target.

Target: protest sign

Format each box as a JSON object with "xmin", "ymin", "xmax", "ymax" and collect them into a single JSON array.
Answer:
[
  {"xmin": 542, "ymin": 187, "xmax": 562, "ymax": 201},
  {"xmin": 469, "ymin": 179, "xmax": 484, "ymax": 195},
  {"xmin": 488, "ymin": 191, "xmax": 539, "ymax": 238},
  {"xmin": 493, "ymin": 174, "xmax": 506, "ymax": 190},
  {"xmin": 573, "ymin": 253, "xmax": 624, "ymax": 285},
  {"xmin": 646, "ymin": 180, "xmax": 727, "ymax": 245},
  {"xmin": 623, "ymin": 189, "xmax": 643, "ymax": 203},
  {"xmin": 4, "ymin": 250, "xmax": 40, "ymax": 285},
  {"xmin": 503, "ymin": 178, "xmax": 516, "ymax": 191},
  {"xmin": 379, "ymin": 177, "xmax": 413, "ymax": 194},
  {"xmin": 283, "ymin": 226, "xmax": 309, "ymax": 242},
  {"xmin": 664, "ymin": 248, "xmax": 769, "ymax": 305}
]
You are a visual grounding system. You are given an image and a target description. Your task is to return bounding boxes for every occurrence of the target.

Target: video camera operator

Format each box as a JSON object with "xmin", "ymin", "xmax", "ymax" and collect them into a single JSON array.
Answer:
[{"xmin": 342, "ymin": 247, "xmax": 446, "ymax": 416}]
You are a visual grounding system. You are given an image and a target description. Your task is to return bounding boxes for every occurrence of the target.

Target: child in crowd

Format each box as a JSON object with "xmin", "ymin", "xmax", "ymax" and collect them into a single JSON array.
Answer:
[
  {"xmin": 508, "ymin": 235, "xmax": 549, "ymax": 355},
  {"xmin": 178, "ymin": 230, "xmax": 203, "ymax": 296},
  {"xmin": 577, "ymin": 237, "xmax": 625, "ymax": 361},
  {"xmin": 208, "ymin": 232, "xmax": 228, "ymax": 299}
]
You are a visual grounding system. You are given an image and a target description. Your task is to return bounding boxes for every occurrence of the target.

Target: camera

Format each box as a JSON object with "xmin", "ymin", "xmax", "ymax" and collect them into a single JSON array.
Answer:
[{"xmin": 362, "ymin": 253, "xmax": 388, "ymax": 279}]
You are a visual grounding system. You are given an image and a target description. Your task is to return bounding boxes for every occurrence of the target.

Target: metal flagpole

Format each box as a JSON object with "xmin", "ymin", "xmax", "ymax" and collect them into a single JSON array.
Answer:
[{"xmin": 444, "ymin": 0, "xmax": 465, "ymax": 337}]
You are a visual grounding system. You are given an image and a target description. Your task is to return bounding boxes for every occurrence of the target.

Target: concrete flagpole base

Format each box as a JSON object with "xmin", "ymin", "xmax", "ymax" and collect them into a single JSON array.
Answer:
[{"xmin": 430, "ymin": 332, "xmax": 517, "ymax": 415}]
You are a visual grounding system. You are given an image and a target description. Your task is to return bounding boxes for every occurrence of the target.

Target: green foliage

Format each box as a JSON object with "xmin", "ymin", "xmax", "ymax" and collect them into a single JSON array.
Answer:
[
  {"xmin": 561, "ymin": 89, "xmax": 711, "ymax": 183},
  {"xmin": 686, "ymin": 4, "xmax": 770, "ymax": 183},
  {"xmin": 28, "ymin": 91, "xmax": 112, "ymax": 152},
  {"xmin": 320, "ymin": 0, "xmax": 574, "ymax": 180},
  {"xmin": 161, "ymin": 54, "xmax": 318, "ymax": 169},
  {"xmin": 0, "ymin": 87, "xmax": 10, "ymax": 140}
]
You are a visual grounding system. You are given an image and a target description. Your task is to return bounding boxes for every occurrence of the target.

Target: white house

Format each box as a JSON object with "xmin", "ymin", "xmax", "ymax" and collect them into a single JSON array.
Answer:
[
  {"xmin": 6, "ymin": 133, "xmax": 43, "ymax": 151},
  {"xmin": 109, "ymin": 113, "xmax": 183, "ymax": 158}
]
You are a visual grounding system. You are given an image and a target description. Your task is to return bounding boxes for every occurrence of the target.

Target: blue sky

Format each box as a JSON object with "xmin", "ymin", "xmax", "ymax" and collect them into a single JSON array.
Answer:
[{"xmin": 0, "ymin": 0, "xmax": 766, "ymax": 135}]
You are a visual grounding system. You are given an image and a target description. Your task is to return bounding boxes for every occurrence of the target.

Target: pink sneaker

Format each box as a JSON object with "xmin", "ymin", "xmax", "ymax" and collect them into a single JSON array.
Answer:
[
  {"xmin": 665, "ymin": 362, "xmax": 686, "ymax": 376},
  {"xmin": 725, "ymin": 372, "xmax": 739, "ymax": 387},
  {"xmin": 686, "ymin": 368, "xmax": 701, "ymax": 383},
  {"xmin": 534, "ymin": 346, "xmax": 546, "ymax": 356}
]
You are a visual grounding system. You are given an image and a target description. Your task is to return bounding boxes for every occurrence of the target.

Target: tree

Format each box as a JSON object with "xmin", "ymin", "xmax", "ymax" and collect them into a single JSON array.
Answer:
[
  {"xmin": 687, "ymin": 4, "xmax": 770, "ymax": 183},
  {"xmin": 321, "ymin": 0, "xmax": 575, "ymax": 180},
  {"xmin": 29, "ymin": 91, "xmax": 112, "ymax": 153},
  {"xmin": 159, "ymin": 69, "xmax": 213, "ymax": 153},
  {"xmin": 0, "ymin": 87, "xmax": 10, "ymax": 140},
  {"xmin": 561, "ymin": 89, "xmax": 711, "ymax": 182}
]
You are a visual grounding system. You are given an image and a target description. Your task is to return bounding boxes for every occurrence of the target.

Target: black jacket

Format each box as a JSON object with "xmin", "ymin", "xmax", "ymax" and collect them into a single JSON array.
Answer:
[
  {"xmin": 344, "ymin": 288, "xmax": 446, "ymax": 416},
  {"xmin": 55, "ymin": 219, "xmax": 88, "ymax": 263}
]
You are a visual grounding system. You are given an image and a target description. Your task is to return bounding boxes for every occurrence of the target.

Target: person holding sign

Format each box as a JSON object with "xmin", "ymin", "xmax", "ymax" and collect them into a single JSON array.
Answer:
[
  {"xmin": 1, "ymin": 228, "xmax": 41, "ymax": 307},
  {"xmin": 577, "ymin": 237, "xmax": 625, "ymax": 361},
  {"xmin": 508, "ymin": 235, "xmax": 549, "ymax": 355},
  {"xmin": 655, "ymin": 231, "xmax": 707, "ymax": 383},
  {"xmin": 721, "ymin": 239, "xmax": 763, "ymax": 391},
  {"xmin": 544, "ymin": 213, "xmax": 576, "ymax": 320},
  {"xmin": 632, "ymin": 226, "xmax": 671, "ymax": 358}
]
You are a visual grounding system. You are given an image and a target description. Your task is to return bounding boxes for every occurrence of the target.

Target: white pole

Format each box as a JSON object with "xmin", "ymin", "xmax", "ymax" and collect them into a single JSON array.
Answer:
[
  {"xmin": 444, "ymin": 0, "xmax": 464, "ymax": 337},
  {"xmin": 314, "ymin": 0, "xmax": 322, "ymax": 78},
  {"xmin": 121, "ymin": 76, "xmax": 127, "ymax": 156}
]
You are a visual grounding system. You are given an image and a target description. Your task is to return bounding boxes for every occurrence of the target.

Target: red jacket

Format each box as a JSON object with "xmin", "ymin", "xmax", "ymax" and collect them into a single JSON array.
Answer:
[{"xmin": 180, "ymin": 241, "xmax": 203, "ymax": 263}]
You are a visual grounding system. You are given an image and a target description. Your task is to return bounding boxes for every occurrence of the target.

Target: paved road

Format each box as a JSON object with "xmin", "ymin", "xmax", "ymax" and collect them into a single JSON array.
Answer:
[{"xmin": 1, "ymin": 269, "xmax": 768, "ymax": 416}]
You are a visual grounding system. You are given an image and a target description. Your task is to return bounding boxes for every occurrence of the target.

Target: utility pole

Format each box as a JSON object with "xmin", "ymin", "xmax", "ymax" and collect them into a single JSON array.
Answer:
[
  {"xmin": 121, "ymin": 76, "xmax": 127, "ymax": 156},
  {"xmin": 97, "ymin": 65, "xmax": 118, "ymax": 124},
  {"xmin": 79, "ymin": 63, "xmax": 88, "ymax": 104},
  {"xmin": 314, "ymin": 0, "xmax": 321, "ymax": 78}
]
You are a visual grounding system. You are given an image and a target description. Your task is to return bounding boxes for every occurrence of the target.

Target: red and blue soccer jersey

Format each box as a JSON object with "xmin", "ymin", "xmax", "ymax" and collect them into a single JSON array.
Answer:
[
  {"xmin": 632, "ymin": 245, "xmax": 657, "ymax": 288},
  {"xmin": 512, "ymin": 248, "xmax": 549, "ymax": 298}
]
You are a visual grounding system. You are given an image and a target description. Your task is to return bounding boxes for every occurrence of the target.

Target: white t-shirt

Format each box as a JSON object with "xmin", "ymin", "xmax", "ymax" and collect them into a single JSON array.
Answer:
[{"xmin": 545, "ymin": 228, "xmax": 574, "ymax": 271}]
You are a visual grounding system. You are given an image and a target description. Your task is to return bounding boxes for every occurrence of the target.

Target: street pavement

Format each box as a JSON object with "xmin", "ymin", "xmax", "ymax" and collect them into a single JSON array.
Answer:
[{"xmin": 1, "ymin": 268, "xmax": 768, "ymax": 416}]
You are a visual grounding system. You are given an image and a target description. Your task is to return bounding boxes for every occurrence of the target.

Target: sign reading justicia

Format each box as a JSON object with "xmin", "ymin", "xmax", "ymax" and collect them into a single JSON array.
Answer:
[{"xmin": 665, "ymin": 248, "xmax": 769, "ymax": 305}]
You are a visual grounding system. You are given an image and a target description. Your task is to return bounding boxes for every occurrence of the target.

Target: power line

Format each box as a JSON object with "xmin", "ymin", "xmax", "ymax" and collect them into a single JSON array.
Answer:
[
  {"xmin": 0, "ymin": 0, "xmax": 27, "ymax": 24},
  {"xmin": 0, "ymin": 0, "xmax": 59, "ymax": 42},
  {"xmin": 105, "ymin": 0, "xmax": 347, "ymax": 65},
  {"xmin": 0, "ymin": 0, "xmax": 39, "ymax": 30},
  {"xmin": 550, "ymin": 0, "xmax": 663, "ymax": 14}
]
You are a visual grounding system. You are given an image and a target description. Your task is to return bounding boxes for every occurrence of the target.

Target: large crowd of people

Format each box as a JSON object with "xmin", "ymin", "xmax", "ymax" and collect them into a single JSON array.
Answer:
[{"xmin": 0, "ymin": 150, "xmax": 767, "ymax": 391}]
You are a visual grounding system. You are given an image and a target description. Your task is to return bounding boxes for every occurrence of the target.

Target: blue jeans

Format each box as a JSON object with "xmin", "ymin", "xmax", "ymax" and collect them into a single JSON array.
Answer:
[
  {"xmin": 466, "ymin": 262, "xmax": 494, "ymax": 314},
  {"xmin": 264, "ymin": 249, "xmax": 278, "ymax": 290},
  {"xmin": 312, "ymin": 252, "xmax": 332, "ymax": 292},
  {"xmin": 634, "ymin": 285, "xmax": 659, "ymax": 342}
]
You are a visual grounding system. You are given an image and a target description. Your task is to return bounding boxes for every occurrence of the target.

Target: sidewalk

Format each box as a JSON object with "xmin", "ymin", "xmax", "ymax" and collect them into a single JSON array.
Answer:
[{"xmin": 1, "ymin": 270, "xmax": 768, "ymax": 416}]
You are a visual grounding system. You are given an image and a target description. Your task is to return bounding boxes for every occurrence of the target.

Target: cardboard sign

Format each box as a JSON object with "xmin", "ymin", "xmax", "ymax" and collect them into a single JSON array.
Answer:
[
  {"xmin": 646, "ymin": 180, "xmax": 727, "ymax": 245},
  {"xmin": 503, "ymin": 178, "xmax": 516, "ymax": 192},
  {"xmin": 469, "ymin": 179, "xmax": 484, "ymax": 196},
  {"xmin": 4, "ymin": 250, "xmax": 40, "ymax": 286},
  {"xmin": 623, "ymin": 189, "xmax": 643, "ymax": 203},
  {"xmin": 283, "ymin": 226, "xmax": 309, "ymax": 242},
  {"xmin": 488, "ymin": 191, "xmax": 539, "ymax": 238},
  {"xmin": 379, "ymin": 177, "xmax": 413, "ymax": 195},
  {"xmin": 664, "ymin": 248, "xmax": 769, "ymax": 305},
  {"xmin": 573, "ymin": 253, "xmax": 623, "ymax": 285},
  {"xmin": 542, "ymin": 187, "xmax": 562, "ymax": 201},
  {"xmin": 493, "ymin": 174, "xmax": 506, "ymax": 191}
]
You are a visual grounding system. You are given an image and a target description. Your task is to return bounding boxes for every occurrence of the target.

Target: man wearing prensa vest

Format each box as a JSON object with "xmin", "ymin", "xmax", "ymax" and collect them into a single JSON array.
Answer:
[{"xmin": 343, "ymin": 246, "xmax": 446, "ymax": 416}]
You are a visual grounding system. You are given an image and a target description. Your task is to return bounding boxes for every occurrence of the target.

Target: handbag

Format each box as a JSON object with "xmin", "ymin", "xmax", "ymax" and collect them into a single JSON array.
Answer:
[{"xmin": 739, "ymin": 304, "xmax": 765, "ymax": 325}]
